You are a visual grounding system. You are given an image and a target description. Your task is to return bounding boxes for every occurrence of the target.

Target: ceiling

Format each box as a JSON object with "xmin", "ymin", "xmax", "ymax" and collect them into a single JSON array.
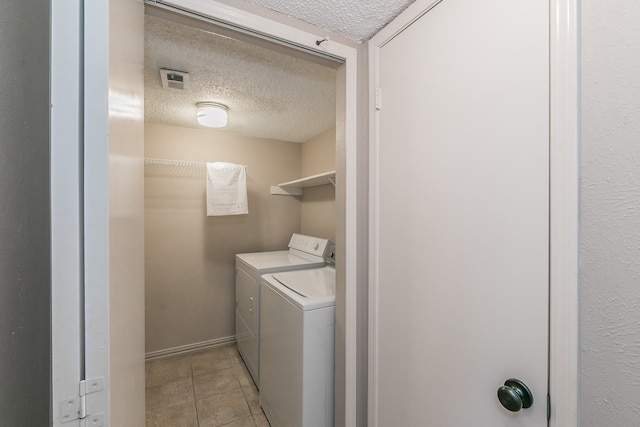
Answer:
[
  {"xmin": 144, "ymin": 1, "xmax": 417, "ymax": 143},
  {"xmin": 242, "ymin": 0, "xmax": 418, "ymax": 43}
]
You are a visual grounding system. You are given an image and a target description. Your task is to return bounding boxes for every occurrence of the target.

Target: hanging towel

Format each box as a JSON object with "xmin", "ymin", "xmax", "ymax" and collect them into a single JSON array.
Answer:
[{"xmin": 206, "ymin": 162, "xmax": 248, "ymax": 216}]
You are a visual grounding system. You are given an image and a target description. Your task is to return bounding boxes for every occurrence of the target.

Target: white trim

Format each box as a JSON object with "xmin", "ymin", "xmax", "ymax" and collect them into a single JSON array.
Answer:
[
  {"xmin": 374, "ymin": 0, "xmax": 443, "ymax": 49},
  {"xmin": 51, "ymin": 1, "xmax": 83, "ymax": 426},
  {"xmin": 367, "ymin": 0, "xmax": 580, "ymax": 426},
  {"xmin": 145, "ymin": 336, "xmax": 237, "ymax": 361},
  {"xmin": 367, "ymin": 47, "xmax": 380, "ymax": 427},
  {"xmin": 83, "ymin": 0, "xmax": 112, "ymax": 424},
  {"xmin": 549, "ymin": 0, "xmax": 580, "ymax": 425},
  {"xmin": 145, "ymin": 2, "xmax": 360, "ymax": 425}
]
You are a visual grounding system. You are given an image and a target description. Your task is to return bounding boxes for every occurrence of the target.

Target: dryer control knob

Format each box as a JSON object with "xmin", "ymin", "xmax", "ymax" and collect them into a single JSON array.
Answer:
[{"xmin": 313, "ymin": 242, "xmax": 319, "ymax": 250}]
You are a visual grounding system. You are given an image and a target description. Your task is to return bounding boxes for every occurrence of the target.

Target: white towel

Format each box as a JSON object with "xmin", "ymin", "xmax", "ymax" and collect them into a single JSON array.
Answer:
[{"xmin": 206, "ymin": 162, "xmax": 248, "ymax": 216}]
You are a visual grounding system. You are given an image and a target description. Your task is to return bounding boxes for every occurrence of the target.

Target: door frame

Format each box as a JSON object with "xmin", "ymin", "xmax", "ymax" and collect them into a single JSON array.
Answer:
[
  {"xmin": 367, "ymin": 0, "xmax": 580, "ymax": 426},
  {"xmin": 52, "ymin": 0, "xmax": 362, "ymax": 425},
  {"xmin": 51, "ymin": 1, "xmax": 84, "ymax": 426}
]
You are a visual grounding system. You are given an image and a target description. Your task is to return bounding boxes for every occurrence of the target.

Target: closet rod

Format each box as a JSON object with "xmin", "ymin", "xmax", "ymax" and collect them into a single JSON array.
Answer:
[{"xmin": 144, "ymin": 158, "xmax": 206, "ymax": 168}]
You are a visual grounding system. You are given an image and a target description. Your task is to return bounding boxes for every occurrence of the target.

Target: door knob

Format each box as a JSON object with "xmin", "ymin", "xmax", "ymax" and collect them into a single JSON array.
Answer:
[{"xmin": 497, "ymin": 378, "xmax": 533, "ymax": 412}]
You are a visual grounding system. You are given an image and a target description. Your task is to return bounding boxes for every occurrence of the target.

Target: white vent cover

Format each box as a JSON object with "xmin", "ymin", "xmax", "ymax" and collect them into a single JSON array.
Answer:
[{"xmin": 159, "ymin": 68, "xmax": 190, "ymax": 90}]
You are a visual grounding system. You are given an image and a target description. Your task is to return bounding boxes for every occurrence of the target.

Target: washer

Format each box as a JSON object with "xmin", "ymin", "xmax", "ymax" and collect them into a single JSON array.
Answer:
[
  {"xmin": 235, "ymin": 234, "xmax": 331, "ymax": 388},
  {"xmin": 259, "ymin": 265, "xmax": 336, "ymax": 427}
]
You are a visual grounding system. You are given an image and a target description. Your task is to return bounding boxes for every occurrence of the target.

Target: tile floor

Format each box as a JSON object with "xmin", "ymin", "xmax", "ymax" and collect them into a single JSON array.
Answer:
[{"xmin": 145, "ymin": 344, "xmax": 270, "ymax": 427}]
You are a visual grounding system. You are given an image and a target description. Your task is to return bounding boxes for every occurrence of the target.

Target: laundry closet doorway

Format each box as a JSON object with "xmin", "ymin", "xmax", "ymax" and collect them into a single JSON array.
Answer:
[
  {"xmin": 142, "ymin": 4, "xmax": 339, "ymax": 359},
  {"xmin": 50, "ymin": 1, "xmax": 362, "ymax": 426}
]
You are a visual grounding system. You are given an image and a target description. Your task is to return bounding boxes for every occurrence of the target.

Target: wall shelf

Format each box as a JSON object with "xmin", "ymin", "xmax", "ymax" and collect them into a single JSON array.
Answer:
[{"xmin": 270, "ymin": 170, "xmax": 336, "ymax": 196}]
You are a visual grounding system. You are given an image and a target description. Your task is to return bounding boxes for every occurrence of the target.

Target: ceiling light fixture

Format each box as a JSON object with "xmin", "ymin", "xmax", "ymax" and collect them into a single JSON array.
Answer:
[{"xmin": 196, "ymin": 102, "xmax": 228, "ymax": 128}]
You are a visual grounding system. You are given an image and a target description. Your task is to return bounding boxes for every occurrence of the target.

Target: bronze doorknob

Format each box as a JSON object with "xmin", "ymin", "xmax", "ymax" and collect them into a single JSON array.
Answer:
[{"xmin": 497, "ymin": 378, "xmax": 533, "ymax": 412}]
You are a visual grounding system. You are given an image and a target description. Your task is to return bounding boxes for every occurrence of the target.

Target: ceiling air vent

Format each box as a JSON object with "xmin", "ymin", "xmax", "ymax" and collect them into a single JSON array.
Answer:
[{"xmin": 160, "ymin": 68, "xmax": 190, "ymax": 90}]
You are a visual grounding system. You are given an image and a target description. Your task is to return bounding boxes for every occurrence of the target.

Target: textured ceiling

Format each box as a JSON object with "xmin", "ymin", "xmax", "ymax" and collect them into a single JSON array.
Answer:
[
  {"xmin": 242, "ymin": 0, "xmax": 418, "ymax": 42},
  {"xmin": 145, "ymin": 0, "xmax": 418, "ymax": 142},
  {"xmin": 145, "ymin": 13, "xmax": 337, "ymax": 143}
]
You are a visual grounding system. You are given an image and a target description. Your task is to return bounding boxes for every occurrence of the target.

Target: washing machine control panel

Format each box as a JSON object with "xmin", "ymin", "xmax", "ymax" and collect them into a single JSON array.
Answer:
[{"xmin": 288, "ymin": 233, "xmax": 331, "ymax": 258}]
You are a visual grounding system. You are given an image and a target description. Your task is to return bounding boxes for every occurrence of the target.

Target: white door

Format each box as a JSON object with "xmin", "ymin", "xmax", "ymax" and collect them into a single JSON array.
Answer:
[{"xmin": 369, "ymin": 0, "xmax": 549, "ymax": 425}]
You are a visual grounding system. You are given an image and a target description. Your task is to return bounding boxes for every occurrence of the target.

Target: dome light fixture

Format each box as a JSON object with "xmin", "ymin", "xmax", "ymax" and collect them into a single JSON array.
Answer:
[{"xmin": 196, "ymin": 102, "xmax": 228, "ymax": 128}]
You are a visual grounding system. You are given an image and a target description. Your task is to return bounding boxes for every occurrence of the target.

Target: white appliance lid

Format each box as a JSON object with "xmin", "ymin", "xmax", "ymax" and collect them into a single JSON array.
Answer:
[
  {"xmin": 236, "ymin": 234, "xmax": 332, "ymax": 273},
  {"xmin": 236, "ymin": 250, "xmax": 324, "ymax": 273},
  {"xmin": 272, "ymin": 267, "xmax": 336, "ymax": 299}
]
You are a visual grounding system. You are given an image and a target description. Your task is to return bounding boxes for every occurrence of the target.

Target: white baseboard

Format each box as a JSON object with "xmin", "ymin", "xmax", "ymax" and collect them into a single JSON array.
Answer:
[{"xmin": 145, "ymin": 336, "xmax": 237, "ymax": 361}]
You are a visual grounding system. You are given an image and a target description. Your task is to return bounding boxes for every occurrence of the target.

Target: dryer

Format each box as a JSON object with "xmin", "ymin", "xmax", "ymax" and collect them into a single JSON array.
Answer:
[
  {"xmin": 235, "ymin": 233, "xmax": 331, "ymax": 388},
  {"xmin": 260, "ymin": 266, "xmax": 336, "ymax": 427}
]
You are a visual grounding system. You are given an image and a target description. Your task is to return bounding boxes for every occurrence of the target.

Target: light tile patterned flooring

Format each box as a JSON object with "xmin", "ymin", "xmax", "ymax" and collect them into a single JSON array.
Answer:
[{"xmin": 145, "ymin": 344, "xmax": 270, "ymax": 427}]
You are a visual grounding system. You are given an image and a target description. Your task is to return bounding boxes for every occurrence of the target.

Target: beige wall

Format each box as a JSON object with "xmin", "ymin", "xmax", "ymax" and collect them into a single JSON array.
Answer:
[
  {"xmin": 144, "ymin": 123, "xmax": 302, "ymax": 353},
  {"xmin": 301, "ymin": 127, "xmax": 336, "ymax": 175},
  {"xmin": 301, "ymin": 128, "xmax": 336, "ymax": 241},
  {"xmin": 106, "ymin": 0, "xmax": 146, "ymax": 424}
]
